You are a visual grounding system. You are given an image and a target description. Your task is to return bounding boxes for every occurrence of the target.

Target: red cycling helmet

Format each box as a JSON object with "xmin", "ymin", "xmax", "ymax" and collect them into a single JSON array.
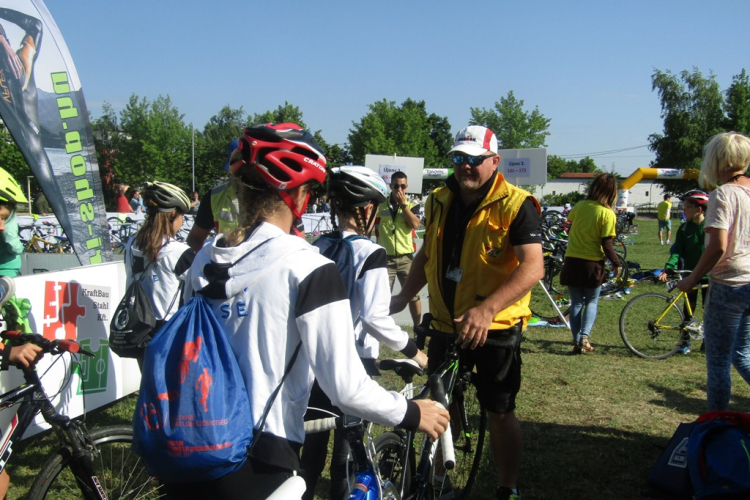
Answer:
[
  {"xmin": 230, "ymin": 123, "xmax": 327, "ymax": 190},
  {"xmin": 680, "ymin": 189, "xmax": 709, "ymax": 206}
]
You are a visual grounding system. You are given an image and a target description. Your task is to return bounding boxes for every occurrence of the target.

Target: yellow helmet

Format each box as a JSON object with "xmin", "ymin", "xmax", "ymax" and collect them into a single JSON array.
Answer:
[{"xmin": 0, "ymin": 168, "xmax": 27, "ymax": 204}]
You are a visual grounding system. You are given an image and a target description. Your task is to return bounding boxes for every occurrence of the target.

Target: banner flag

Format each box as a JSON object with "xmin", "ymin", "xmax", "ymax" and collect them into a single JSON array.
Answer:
[{"xmin": 0, "ymin": 1, "xmax": 111, "ymax": 265}]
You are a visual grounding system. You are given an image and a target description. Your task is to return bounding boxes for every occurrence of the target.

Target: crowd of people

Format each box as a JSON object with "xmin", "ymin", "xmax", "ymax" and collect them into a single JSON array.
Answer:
[{"xmin": 1, "ymin": 125, "xmax": 749, "ymax": 499}]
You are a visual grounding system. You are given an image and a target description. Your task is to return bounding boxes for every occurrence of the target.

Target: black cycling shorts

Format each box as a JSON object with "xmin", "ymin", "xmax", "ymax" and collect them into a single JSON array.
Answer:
[{"xmin": 427, "ymin": 329, "xmax": 522, "ymax": 414}]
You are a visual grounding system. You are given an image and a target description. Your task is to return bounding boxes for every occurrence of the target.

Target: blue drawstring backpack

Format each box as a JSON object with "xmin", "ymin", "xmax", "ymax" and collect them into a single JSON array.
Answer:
[{"xmin": 132, "ymin": 294, "xmax": 253, "ymax": 482}]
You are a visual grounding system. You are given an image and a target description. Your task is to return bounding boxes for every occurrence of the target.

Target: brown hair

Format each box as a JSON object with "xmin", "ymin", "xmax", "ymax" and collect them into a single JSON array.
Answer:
[
  {"xmin": 331, "ymin": 205, "xmax": 369, "ymax": 236},
  {"xmin": 225, "ymin": 175, "xmax": 288, "ymax": 247},
  {"xmin": 586, "ymin": 173, "xmax": 618, "ymax": 208},
  {"xmin": 134, "ymin": 199, "xmax": 179, "ymax": 263}
]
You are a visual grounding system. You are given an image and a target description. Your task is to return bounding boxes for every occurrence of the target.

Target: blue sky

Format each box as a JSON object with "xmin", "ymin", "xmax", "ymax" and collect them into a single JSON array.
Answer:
[{"xmin": 45, "ymin": 0, "xmax": 748, "ymax": 176}]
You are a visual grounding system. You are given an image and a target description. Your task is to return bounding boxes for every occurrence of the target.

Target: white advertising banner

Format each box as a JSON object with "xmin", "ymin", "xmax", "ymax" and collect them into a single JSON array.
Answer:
[{"xmin": 0, "ymin": 262, "xmax": 134, "ymax": 437}]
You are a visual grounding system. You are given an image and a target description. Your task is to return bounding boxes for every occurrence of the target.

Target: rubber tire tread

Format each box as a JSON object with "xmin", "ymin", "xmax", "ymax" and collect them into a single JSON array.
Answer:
[
  {"xmin": 27, "ymin": 424, "xmax": 163, "ymax": 500},
  {"xmin": 620, "ymin": 292, "xmax": 685, "ymax": 359}
]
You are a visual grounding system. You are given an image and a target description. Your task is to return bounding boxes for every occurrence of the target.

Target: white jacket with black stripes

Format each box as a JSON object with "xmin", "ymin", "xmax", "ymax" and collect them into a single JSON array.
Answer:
[
  {"xmin": 341, "ymin": 230, "xmax": 418, "ymax": 361},
  {"xmin": 185, "ymin": 222, "xmax": 418, "ymax": 471}
]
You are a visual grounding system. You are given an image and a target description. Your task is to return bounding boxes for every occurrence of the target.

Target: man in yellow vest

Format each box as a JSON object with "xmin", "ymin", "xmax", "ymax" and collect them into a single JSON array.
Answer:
[
  {"xmin": 375, "ymin": 171, "xmax": 422, "ymax": 328},
  {"xmin": 186, "ymin": 139, "xmax": 242, "ymax": 252},
  {"xmin": 391, "ymin": 125, "xmax": 544, "ymax": 500}
]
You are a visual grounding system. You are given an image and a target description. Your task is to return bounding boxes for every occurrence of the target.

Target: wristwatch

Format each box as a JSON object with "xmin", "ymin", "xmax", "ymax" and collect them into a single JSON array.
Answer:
[{"xmin": 399, "ymin": 204, "xmax": 407, "ymax": 209}]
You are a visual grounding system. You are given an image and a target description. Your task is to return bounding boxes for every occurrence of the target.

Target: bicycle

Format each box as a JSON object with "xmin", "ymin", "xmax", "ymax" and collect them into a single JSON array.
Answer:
[
  {"xmin": 370, "ymin": 314, "xmax": 518, "ymax": 500},
  {"xmin": 0, "ymin": 278, "xmax": 161, "ymax": 499},
  {"xmin": 21, "ymin": 222, "xmax": 72, "ymax": 254},
  {"xmin": 107, "ymin": 217, "xmax": 141, "ymax": 254},
  {"xmin": 529, "ymin": 236, "xmax": 628, "ymax": 323},
  {"xmin": 619, "ymin": 270, "xmax": 706, "ymax": 359},
  {"xmin": 303, "ymin": 374, "xmax": 447, "ymax": 500}
]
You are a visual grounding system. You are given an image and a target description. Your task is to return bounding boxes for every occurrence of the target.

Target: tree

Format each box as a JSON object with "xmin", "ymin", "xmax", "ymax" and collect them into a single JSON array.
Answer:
[
  {"xmin": 91, "ymin": 102, "xmax": 121, "ymax": 202},
  {"xmin": 649, "ymin": 68, "xmax": 725, "ymax": 192},
  {"xmin": 724, "ymin": 69, "xmax": 750, "ymax": 135},
  {"xmin": 193, "ymin": 105, "xmax": 248, "ymax": 195},
  {"xmin": 116, "ymin": 94, "xmax": 191, "ymax": 191},
  {"xmin": 470, "ymin": 91, "xmax": 551, "ymax": 149},
  {"xmin": 545, "ymin": 155, "xmax": 601, "ymax": 180},
  {"xmin": 348, "ymin": 98, "xmax": 452, "ymax": 167},
  {"xmin": 252, "ymin": 102, "xmax": 307, "ymax": 128}
]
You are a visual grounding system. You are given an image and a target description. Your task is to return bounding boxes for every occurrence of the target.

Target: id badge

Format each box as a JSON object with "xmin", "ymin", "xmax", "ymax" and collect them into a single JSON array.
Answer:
[{"xmin": 446, "ymin": 267, "xmax": 463, "ymax": 283}]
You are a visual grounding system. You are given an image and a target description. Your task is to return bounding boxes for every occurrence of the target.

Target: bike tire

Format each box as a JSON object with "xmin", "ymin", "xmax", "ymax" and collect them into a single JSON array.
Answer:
[
  {"xmin": 619, "ymin": 292, "xmax": 685, "ymax": 359},
  {"xmin": 27, "ymin": 425, "xmax": 164, "ymax": 500},
  {"xmin": 530, "ymin": 257, "xmax": 570, "ymax": 322},
  {"xmin": 442, "ymin": 377, "xmax": 486, "ymax": 500},
  {"xmin": 374, "ymin": 431, "xmax": 412, "ymax": 498}
]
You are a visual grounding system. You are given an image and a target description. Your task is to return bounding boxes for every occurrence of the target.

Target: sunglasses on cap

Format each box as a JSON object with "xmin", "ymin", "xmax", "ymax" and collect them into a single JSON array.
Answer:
[{"xmin": 451, "ymin": 153, "xmax": 494, "ymax": 167}]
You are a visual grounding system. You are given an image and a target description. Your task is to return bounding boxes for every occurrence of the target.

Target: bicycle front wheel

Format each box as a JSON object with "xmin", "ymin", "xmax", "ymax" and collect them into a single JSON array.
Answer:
[
  {"xmin": 442, "ymin": 377, "xmax": 487, "ymax": 500},
  {"xmin": 620, "ymin": 293, "xmax": 685, "ymax": 359},
  {"xmin": 28, "ymin": 425, "xmax": 164, "ymax": 500},
  {"xmin": 374, "ymin": 431, "xmax": 412, "ymax": 497}
]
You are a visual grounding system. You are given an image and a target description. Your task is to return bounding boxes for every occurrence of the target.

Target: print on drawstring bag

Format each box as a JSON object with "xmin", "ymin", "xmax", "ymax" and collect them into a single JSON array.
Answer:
[{"xmin": 132, "ymin": 294, "xmax": 253, "ymax": 482}]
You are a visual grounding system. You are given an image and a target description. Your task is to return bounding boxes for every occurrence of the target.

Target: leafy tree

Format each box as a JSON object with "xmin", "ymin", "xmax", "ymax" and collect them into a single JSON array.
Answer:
[
  {"xmin": 539, "ymin": 190, "xmax": 585, "ymax": 207},
  {"xmin": 193, "ymin": 105, "xmax": 248, "ymax": 195},
  {"xmin": 649, "ymin": 68, "xmax": 725, "ymax": 192},
  {"xmin": 116, "ymin": 94, "xmax": 192, "ymax": 191},
  {"xmin": 91, "ymin": 102, "xmax": 121, "ymax": 203},
  {"xmin": 724, "ymin": 69, "xmax": 750, "ymax": 135},
  {"xmin": 545, "ymin": 155, "xmax": 601, "ymax": 180},
  {"xmin": 348, "ymin": 98, "xmax": 452, "ymax": 167},
  {"xmin": 470, "ymin": 91, "xmax": 551, "ymax": 149},
  {"xmin": 252, "ymin": 102, "xmax": 307, "ymax": 128}
]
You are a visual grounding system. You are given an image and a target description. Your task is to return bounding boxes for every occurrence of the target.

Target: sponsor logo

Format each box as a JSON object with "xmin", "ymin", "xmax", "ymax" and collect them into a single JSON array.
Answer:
[
  {"xmin": 303, "ymin": 157, "xmax": 326, "ymax": 172},
  {"xmin": 42, "ymin": 281, "xmax": 112, "ymax": 393}
]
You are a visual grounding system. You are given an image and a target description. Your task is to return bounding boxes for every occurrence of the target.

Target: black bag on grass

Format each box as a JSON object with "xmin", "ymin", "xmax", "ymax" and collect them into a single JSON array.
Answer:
[{"xmin": 647, "ymin": 421, "xmax": 695, "ymax": 499}]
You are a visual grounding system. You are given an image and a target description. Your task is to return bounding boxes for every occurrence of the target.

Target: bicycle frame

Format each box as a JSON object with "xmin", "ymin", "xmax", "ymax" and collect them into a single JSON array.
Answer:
[
  {"xmin": 654, "ymin": 282, "xmax": 709, "ymax": 331},
  {"xmin": 0, "ymin": 362, "xmax": 107, "ymax": 499},
  {"xmin": 383, "ymin": 344, "xmax": 478, "ymax": 500}
]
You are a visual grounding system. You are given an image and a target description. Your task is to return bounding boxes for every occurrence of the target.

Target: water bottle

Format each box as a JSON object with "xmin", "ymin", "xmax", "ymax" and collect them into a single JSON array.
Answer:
[{"xmin": 348, "ymin": 472, "xmax": 376, "ymax": 500}]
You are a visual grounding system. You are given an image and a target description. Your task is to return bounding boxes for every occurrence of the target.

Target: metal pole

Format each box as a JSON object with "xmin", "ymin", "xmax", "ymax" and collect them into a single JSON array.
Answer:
[
  {"xmin": 26, "ymin": 176, "xmax": 32, "ymax": 214},
  {"xmin": 191, "ymin": 124, "xmax": 195, "ymax": 192}
]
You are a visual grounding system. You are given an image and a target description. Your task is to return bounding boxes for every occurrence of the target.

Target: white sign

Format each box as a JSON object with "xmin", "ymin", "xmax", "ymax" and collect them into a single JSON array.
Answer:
[
  {"xmin": 496, "ymin": 148, "xmax": 547, "ymax": 186},
  {"xmin": 0, "ymin": 262, "xmax": 136, "ymax": 438},
  {"xmin": 364, "ymin": 154, "xmax": 425, "ymax": 193}
]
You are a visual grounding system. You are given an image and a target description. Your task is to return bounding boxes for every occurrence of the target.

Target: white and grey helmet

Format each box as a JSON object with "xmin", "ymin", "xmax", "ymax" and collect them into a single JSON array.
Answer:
[{"xmin": 327, "ymin": 166, "xmax": 389, "ymax": 209}]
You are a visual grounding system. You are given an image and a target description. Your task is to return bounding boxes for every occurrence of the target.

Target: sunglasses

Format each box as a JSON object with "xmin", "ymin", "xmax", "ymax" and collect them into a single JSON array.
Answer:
[
  {"xmin": 451, "ymin": 153, "xmax": 494, "ymax": 167},
  {"xmin": 393, "ymin": 184, "xmax": 407, "ymax": 189}
]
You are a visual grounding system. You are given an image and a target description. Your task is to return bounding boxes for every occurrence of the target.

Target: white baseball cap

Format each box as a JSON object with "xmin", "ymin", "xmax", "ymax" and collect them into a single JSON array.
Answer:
[{"xmin": 448, "ymin": 125, "xmax": 498, "ymax": 156}]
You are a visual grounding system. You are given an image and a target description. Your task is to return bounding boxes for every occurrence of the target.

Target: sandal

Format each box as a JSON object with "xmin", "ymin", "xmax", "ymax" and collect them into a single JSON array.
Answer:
[
  {"xmin": 581, "ymin": 336, "xmax": 595, "ymax": 352},
  {"xmin": 569, "ymin": 343, "xmax": 584, "ymax": 355}
]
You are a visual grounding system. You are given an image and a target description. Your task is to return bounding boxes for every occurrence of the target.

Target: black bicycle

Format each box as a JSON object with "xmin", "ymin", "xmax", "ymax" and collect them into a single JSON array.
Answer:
[
  {"xmin": 372, "ymin": 314, "xmax": 518, "ymax": 500},
  {"xmin": 0, "ymin": 279, "xmax": 161, "ymax": 499}
]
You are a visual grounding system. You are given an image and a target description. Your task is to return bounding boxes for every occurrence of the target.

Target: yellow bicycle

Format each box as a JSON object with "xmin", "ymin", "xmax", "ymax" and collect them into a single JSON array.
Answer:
[{"xmin": 619, "ymin": 270, "xmax": 706, "ymax": 359}]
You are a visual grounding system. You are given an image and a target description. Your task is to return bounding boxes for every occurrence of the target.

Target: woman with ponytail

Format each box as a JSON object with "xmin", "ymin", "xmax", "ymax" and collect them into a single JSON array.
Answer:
[{"xmin": 125, "ymin": 182, "xmax": 195, "ymax": 365}]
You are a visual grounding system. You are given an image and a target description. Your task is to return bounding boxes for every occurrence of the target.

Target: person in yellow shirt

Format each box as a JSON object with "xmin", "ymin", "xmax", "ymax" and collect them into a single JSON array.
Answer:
[
  {"xmin": 560, "ymin": 173, "xmax": 621, "ymax": 354},
  {"xmin": 657, "ymin": 194, "xmax": 672, "ymax": 245},
  {"xmin": 375, "ymin": 171, "xmax": 422, "ymax": 328}
]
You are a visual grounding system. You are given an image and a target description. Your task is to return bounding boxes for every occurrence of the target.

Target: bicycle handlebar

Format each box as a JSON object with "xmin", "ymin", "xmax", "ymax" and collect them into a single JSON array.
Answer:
[{"xmin": 1, "ymin": 330, "xmax": 94, "ymax": 357}]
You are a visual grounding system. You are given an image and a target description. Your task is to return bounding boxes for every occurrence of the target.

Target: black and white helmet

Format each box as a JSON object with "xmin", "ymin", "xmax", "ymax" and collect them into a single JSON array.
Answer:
[
  {"xmin": 143, "ymin": 182, "xmax": 191, "ymax": 214},
  {"xmin": 327, "ymin": 166, "xmax": 388, "ymax": 209}
]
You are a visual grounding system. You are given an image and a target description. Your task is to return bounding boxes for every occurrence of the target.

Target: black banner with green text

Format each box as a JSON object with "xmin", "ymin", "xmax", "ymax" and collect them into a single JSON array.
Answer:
[{"xmin": 0, "ymin": 0, "xmax": 111, "ymax": 265}]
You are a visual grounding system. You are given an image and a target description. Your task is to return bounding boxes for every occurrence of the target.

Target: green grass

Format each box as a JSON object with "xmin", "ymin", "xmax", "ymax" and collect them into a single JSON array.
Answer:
[{"xmin": 7, "ymin": 218, "xmax": 750, "ymax": 499}]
